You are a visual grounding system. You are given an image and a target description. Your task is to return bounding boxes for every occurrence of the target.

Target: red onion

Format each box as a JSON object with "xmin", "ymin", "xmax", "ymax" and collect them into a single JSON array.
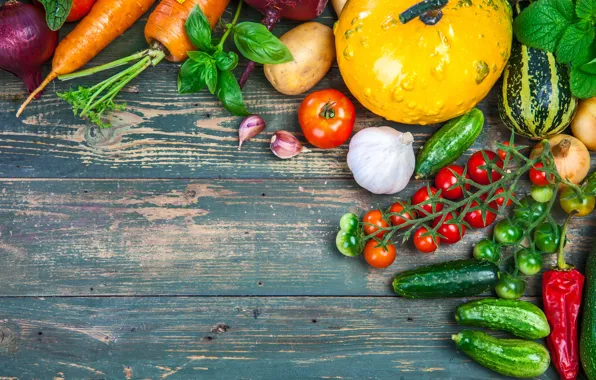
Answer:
[{"xmin": 0, "ymin": 1, "xmax": 58, "ymax": 98}]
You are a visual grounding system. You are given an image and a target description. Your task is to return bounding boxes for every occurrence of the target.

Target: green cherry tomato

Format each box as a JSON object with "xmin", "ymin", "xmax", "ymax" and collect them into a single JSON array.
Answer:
[
  {"xmin": 473, "ymin": 239, "xmax": 501, "ymax": 263},
  {"xmin": 517, "ymin": 248, "xmax": 543, "ymax": 276},
  {"xmin": 495, "ymin": 273, "xmax": 527, "ymax": 300},
  {"xmin": 534, "ymin": 223, "xmax": 562, "ymax": 254},
  {"xmin": 530, "ymin": 185, "xmax": 554, "ymax": 204},
  {"xmin": 493, "ymin": 219, "xmax": 523, "ymax": 245},
  {"xmin": 336, "ymin": 230, "xmax": 361, "ymax": 257},
  {"xmin": 560, "ymin": 186, "xmax": 596, "ymax": 217},
  {"xmin": 513, "ymin": 195, "xmax": 548, "ymax": 226},
  {"xmin": 339, "ymin": 213, "xmax": 359, "ymax": 233}
]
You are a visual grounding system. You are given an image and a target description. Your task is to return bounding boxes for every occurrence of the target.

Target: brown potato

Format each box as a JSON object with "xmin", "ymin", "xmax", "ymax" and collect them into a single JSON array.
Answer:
[{"xmin": 264, "ymin": 22, "xmax": 335, "ymax": 96}]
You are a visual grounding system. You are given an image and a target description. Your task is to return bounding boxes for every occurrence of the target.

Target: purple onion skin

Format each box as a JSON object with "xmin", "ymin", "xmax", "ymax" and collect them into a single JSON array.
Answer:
[{"xmin": 0, "ymin": 1, "xmax": 58, "ymax": 98}]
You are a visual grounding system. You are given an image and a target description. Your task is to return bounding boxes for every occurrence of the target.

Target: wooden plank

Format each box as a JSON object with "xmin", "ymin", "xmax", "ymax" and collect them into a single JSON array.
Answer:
[
  {"xmin": 0, "ymin": 296, "xmax": 558, "ymax": 379},
  {"xmin": 0, "ymin": 178, "xmax": 593, "ymax": 297}
]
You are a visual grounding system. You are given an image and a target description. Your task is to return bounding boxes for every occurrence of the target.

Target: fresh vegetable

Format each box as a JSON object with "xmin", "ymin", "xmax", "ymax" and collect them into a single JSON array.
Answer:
[
  {"xmin": 432, "ymin": 212, "xmax": 465, "ymax": 244},
  {"xmin": 388, "ymin": 202, "xmax": 415, "ymax": 230},
  {"xmin": 362, "ymin": 210, "xmax": 388, "ymax": 239},
  {"xmin": 473, "ymin": 239, "xmax": 501, "ymax": 263},
  {"xmin": 413, "ymin": 227, "xmax": 439, "ymax": 253},
  {"xmin": 534, "ymin": 222, "xmax": 562, "ymax": 254},
  {"xmin": 336, "ymin": 213, "xmax": 362, "ymax": 257},
  {"xmin": 517, "ymin": 248, "xmax": 542, "ymax": 276},
  {"xmin": 571, "ymin": 97, "xmax": 596, "ymax": 151},
  {"xmin": 0, "ymin": 1, "xmax": 58, "ymax": 99},
  {"xmin": 491, "ymin": 188, "xmax": 513, "ymax": 208},
  {"xmin": 363, "ymin": 240, "xmax": 396, "ymax": 268},
  {"xmin": 452, "ymin": 330, "xmax": 550, "ymax": 378},
  {"xmin": 347, "ymin": 127, "xmax": 415, "ymax": 194},
  {"xmin": 17, "ymin": 0, "xmax": 158, "ymax": 116},
  {"xmin": 392, "ymin": 259, "xmax": 499, "ymax": 299},
  {"xmin": 495, "ymin": 273, "xmax": 526, "ymax": 300},
  {"xmin": 239, "ymin": 0, "xmax": 329, "ymax": 88},
  {"xmin": 331, "ymin": 0, "xmax": 346, "ymax": 15},
  {"xmin": 529, "ymin": 162, "xmax": 554, "ymax": 186},
  {"xmin": 415, "ymin": 109, "xmax": 484, "ymax": 178},
  {"xmin": 581, "ymin": 243, "xmax": 596, "ymax": 379},
  {"xmin": 335, "ymin": 0, "xmax": 512, "ymax": 124},
  {"xmin": 560, "ymin": 185, "xmax": 596, "ymax": 217},
  {"xmin": 434, "ymin": 165, "xmax": 470, "ymax": 200},
  {"xmin": 339, "ymin": 213, "xmax": 359, "ymax": 234},
  {"xmin": 66, "ymin": 0, "xmax": 96, "ymax": 22},
  {"xmin": 270, "ymin": 130, "xmax": 309, "ymax": 159},
  {"xmin": 36, "ymin": 0, "xmax": 72, "ymax": 30},
  {"xmin": 531, "ymin": 135, "xmax": 591, "ymax": 185},
  {"xmin": 411, "ymin": 186, "xmax": 443, "ymax": 216},
  {"xmin": 497, "ymin": 141, "xmax": 513, "ymax": 161},
  {"xmin": 467, "ymin": 150, "xmax": 504, "ymax": 185},
  {"xmin": 493, "ymin": 219, "xmax": 522, "ymax": 245},
  {"xmin": 543, "ymin": 215, "xmax": 584, "ymax": 380},
  {"xmin": 530, "ymin": 185, "xmax": 554, "ymax": 203},
  {"xmin": 264, "ymin": 22, "xmax": 335, "ymax": 96},
  {"xmin": 463, "ymin": 197, "xmax": 497, "ymax": 229},
  {"xmin": 513, "ymin": 195, "xmax": 548, "ymax": 227},
  {"xmin": 455, "ymin": 298, "xmax": 550, "ymax": 339},
  {"xmin": 238, "ymin": 115, "xmax": 266, "ymax": 150},
  {"xmin": 298, "ymin": 89, "xmax": 355, "ymax": 149}
]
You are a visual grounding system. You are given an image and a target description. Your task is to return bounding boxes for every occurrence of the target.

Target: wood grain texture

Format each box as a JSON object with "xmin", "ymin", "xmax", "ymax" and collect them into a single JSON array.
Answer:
[
  {"xmin": 0, "ymin": 296, "xmax": 559, "ymax": 379},
  {"xmin": 0, "ymin": 178, "xmax": 593, "ymax": 297}
]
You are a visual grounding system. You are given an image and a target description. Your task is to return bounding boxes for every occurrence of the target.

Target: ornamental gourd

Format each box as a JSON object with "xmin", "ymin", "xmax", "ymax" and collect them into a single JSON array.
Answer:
[{"xmin": 335, "ymin": 0, "xmax": 513, "ymax": 125}]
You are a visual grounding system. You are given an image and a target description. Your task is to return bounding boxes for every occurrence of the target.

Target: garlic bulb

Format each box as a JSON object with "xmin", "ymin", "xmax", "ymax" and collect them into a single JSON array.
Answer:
[{"xmin": 347, "ymin": 127, "xmax": 415, "ymax": 194}]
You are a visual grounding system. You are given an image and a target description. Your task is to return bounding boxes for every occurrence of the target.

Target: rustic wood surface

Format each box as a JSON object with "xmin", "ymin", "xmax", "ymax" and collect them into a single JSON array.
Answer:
[{"xmin": 0, "ymin": 1, "xmax": 594, "ymax": 378}]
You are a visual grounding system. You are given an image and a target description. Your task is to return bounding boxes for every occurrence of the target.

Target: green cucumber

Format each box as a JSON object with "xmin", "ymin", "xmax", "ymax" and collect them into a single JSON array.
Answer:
[
  {"xmin": 581, "ymin": 245, "xmax": 596, "ymax": 379},
  {"xmin": 392, "ymin": 259, "xmax": 498, "ymax": 298},
  {"xmin": 453, "ymin": 330, "xmax": 550, "ymax": 378},
  {"xmin": 455, "ymin": 298, "xmax": 550, "ymax": 339},
  {"xmin": 415, "ymin": 108, "xmax": 484, "ymax": 179}
]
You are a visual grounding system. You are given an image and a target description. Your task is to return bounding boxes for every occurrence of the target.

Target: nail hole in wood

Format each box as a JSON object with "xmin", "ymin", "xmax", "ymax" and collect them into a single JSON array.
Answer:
[
  {"xmin": 257, "ymin": 281, "xmax": 263, "ymax": 286},
  {"xmin": 37, "ymin": 332, "xmax": 42, "ymax": 336},
  {"xmin": 261, "ymin": 193, "xmax": 266, "ymax": 197},
  {"xmin": 407, "ymin": 317, "xmax": 413, "ymax": 322},
  {"xmin": 312, "ymin": 319, "xmax": 317, "ymax": 323}
]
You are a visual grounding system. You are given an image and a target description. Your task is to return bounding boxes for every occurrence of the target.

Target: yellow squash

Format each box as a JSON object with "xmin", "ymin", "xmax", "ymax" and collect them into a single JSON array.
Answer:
[{"xmin": 335, "ymin": 0, "xmax": 513, "ymax": 125}]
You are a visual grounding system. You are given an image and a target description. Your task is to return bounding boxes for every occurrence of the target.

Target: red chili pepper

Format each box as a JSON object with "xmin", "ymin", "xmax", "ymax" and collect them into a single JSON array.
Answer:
[{"xmin": 542, "ymin": 214, "xmax": 584, "ymax": 380}]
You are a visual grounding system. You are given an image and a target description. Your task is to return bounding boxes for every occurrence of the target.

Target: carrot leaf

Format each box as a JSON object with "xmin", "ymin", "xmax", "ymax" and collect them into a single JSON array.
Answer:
[{"xmin": 38, "ymin": 0, "xmax": 72, "ymax": 31}]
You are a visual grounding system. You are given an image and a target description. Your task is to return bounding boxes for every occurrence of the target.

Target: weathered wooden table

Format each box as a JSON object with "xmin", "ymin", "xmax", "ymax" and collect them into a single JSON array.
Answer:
[{"xmin": 0, "ymin": 2, "xmax": 594, "ymax": 378}]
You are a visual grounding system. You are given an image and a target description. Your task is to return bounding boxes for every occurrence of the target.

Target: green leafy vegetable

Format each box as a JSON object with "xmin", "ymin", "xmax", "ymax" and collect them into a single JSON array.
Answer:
[
  {"xmin": 233, "ymin": 22, "xmax": 294, "ymax": 64},
  {"xmin": 576, "ymin": 0, "xmax": 596, "ymax": 20},
  {"xmin": 38, "ymin": 0, "xmax": 73, "ymax": 31},
  {"xmin": 185, "ymin": 5, "xmax": 214, "ymax": 53},
  {"xmin": 555, "ymin": 22, "xmax": 595, "ymax": 64},
  {"xmin": 178, "ymin": 53, "xmax": 218, "ymax": 94},
  {"xmin": 215, "ymin": 70, "xmax": 250, "ymax": 116},
  {"xmin": 214, "ymin": 51, "xmax": 239, "ymax": 71},
  {"xmin": 513, "ymin": 0, "xmax": 574, "ymax": 52}
]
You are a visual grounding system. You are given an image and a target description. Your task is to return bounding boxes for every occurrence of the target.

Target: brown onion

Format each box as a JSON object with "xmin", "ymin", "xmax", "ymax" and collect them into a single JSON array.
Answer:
[
  {"xmin": 531, "ymin": 134, "xmax": 591, "ymax": 185},
  {"xmin": 571, "ymin": 97, "xmax": 596, "ymax": 151}
]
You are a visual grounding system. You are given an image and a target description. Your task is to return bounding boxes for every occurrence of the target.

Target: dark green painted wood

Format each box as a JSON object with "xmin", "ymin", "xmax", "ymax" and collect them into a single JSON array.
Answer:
[{"xmin": 0, "ymin": 296, "xmax": 558, "ymax": 379}]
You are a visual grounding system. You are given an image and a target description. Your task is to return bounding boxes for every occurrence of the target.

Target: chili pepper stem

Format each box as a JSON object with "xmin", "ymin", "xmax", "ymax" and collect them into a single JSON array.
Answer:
[{"xmin": 557, "ymin": 212, "xmax": 576, "ymax": 271}]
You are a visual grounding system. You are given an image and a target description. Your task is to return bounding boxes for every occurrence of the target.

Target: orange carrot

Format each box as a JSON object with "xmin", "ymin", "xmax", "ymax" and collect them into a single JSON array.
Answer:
[{"xmin": 17, "ymin": 0, "xmax": 156, "ymax": 116}]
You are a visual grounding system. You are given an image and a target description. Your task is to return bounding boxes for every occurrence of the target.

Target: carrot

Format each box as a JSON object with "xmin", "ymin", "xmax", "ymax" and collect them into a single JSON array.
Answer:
[{"xmin": 16, "ymin": 0, "xmax": 156, "ymax": 117}]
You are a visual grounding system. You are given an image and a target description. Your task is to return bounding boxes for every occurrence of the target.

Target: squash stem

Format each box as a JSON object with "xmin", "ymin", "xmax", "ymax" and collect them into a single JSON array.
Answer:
[{"xmin": 399, "ymin": 0, "xmax": 449, "ymax": 24}]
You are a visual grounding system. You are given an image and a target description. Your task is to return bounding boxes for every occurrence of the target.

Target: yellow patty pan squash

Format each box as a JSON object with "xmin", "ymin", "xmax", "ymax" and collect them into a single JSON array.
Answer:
[{"xmin": 335, "ymin": 0, "xmax": 513, "ymax": 125}]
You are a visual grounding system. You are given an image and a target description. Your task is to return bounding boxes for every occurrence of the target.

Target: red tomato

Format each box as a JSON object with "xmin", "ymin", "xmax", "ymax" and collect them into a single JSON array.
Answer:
[
  {"xmin": 411, "ymin": 186, "xmax": 443, "ymax": 216},
  {"xmin": 298, "ymin": 89, "xmax": 355, "ymax": 149},
  {"xmin": 389, "ymin": 202, "xmax": 415, "ymax": 229},
  {"xmin": 66, "ymin": 0, "xmax": 97, "ymax": 22},
  {"xmin": 364, "ymin": 240, "xmax": 397, "ymax": 268},
  {"xmin": 463, "ymin": 196, "xmax": 497, "ymax": 228},
  {"xmin": 432, "ymin": 212, "xmax": 466, "ymax": 244},
  {"xmin": 497, "ymin": 141, "xmax": 513, "ymax": 161},
  {"xmin": 467, "ymin": 150, "xmax": 504, "ymax": 185},
  {"xmin": 413, "ymin": 227, "xmax": 439, "ymax": 253},
  {"xmin": 362, "ymin": 210, "xmax": 388, "ymax": 238},
  {"xmin": 492, "ymin": 188, "xmax": 513, "ymax": 208},
  {"xmin": 434, "ymin": 165, "xmax": 471, "ymax": 200},
  {"xmin": 529, "ymin": 162, "xmax": 554, "ymax": 186}
]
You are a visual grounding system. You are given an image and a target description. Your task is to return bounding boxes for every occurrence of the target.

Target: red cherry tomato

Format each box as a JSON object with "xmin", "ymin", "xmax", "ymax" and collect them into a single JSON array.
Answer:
[
  {"xmin": 364, "ymin": 240, "xmax": 397, "ymax": 268},
  {"xmin": 432, "ymin": 212, "xmax": 466, "ymax": 244},
  {"xmin": 467, "ymin": 150, "xmax": 504, "ymax": 185},
  {"xmin": 362, "ymin": 210, "xmax": 388, "ymax": 238},
  {"xmin": 388, "ymin": 202, "xmax": 415, "ymax": 230},
  {"xmin": 413, "ymin": 227, "xmax": 439, "ymax": 253},
  {"xmin": 463, "ymin": 195, "xmax": 497, "ymax": 228},
  {"xmin": 497, "ymin": 141, "xmax": 513, "ymax": 161},
  {"xmin": 66, "ymin": 0, "xmax": 97, "ymax": 22},
  {"xmin": 434, "ymin": 165, "xmax": 471, "ymax": 200},
  {"xmin": 529, "ymin": 162, "xmax": 554, "ymax": 186},
  {"xmin": 411, "ymin": 186, "xmax": 443, "ymax": 216},
  {"xmin": 492, "ymin": 188, "xmax": 513, "ymax": 208},
  {"xmin": 298, "ymin": 89, "xmax": 355, "ymax": 149}
]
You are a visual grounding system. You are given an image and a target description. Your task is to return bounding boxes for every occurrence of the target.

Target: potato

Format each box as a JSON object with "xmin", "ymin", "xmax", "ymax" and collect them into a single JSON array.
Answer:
[{"xmin": 264, "ymin": 22, "xmax": 335, "ymax": 96}]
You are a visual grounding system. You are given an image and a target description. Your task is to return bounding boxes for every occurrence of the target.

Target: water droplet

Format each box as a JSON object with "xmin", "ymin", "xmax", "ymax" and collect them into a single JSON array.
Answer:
[
  {"xmin": 363, "ymin": 88, "xmax": 372, "ymax": 97},
  {"xmin": 401, "ymin": 76, "xmax": 416, "ymax": 91},
  {"xmin": 343, "ymin": 46, "xmax": 354, "ymax": 60},
  {"xmin": 407, "ymin": 101, "xmax": 416, "ymax": 109},
  {"xmin": 344, "ymin": 29, "xmax": 354, "ymax": 39},
  {"xmin": 351, "ymin": 17, "xmax": 360, "ymax": 25},
  {"xmin": 360, "ymin": 37, "xmax": 369, "ymax": 47},
  {"xmin": 392, "ymin": 87, "xmax": 404, "ymax": 103}
]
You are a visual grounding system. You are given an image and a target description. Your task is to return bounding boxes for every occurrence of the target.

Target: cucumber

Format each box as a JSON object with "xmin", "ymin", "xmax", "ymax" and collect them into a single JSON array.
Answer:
[
  {"xmin": 455, "ymin": 298, "xmax": 550, "ymax": 339},
  {"xmin": 581, "ymin": 245, "xmax": 596, "ymax": 379},
  {"xmin": 453, "ymin": 330, "xmax": 550, "ymax": 378},
  {"xmin": 415, "ymin": 108, "xmax": 484, "ymax": 179},
  {"xmin": 392, "ymin": 259, "xmax": 498, "ymax": 298}
]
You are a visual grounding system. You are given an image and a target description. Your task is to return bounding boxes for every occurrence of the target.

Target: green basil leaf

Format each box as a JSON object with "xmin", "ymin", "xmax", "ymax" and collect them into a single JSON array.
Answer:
[
  {"xmin": 178, "ymin": 60, "xmax": 208, "ymax": 94},
  {"xmin": 233, "ymin": 22, "xmax": 294, "ymax": 64},
  {"xmin": 555, "ymin": 22, "xmax": 595, "ymax": 63},
  {"xmin": 513, "ymin": 0, "xmax": 575, "ymax": 52},
  {"xmin": 185, "ymin": 51, "xmax": 218, "ymax": 94},
  {"xmin": 576, "ymin": 0, "xmax": 596, "ymax": 20},
  {"xmin": 214, "ymin": 51, "xmax": 239, "ymax": 71},
  {"xmin": 215, "ymin": 71, "xmax": 250, "ymax": 116},
  {"xmin": 38, "ymin": 0, "xmax": 72, "ymax": 31},
  {"xmin": 571, "ymin": 65, "xmax": 596, "ymax": 98},
  {"xmin": 185, "ymin": 5, "xmax": 214, "ymax": 53}
]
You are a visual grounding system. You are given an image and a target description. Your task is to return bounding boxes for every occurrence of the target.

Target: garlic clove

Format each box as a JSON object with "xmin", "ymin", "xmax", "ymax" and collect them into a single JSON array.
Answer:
[
  {"xmin": 270, "ymin": 130, "xmax": 310, "ymax": 159},
  {"xmin": 238, "ymin": 115, "xmax": 267, "ymax": 150}
]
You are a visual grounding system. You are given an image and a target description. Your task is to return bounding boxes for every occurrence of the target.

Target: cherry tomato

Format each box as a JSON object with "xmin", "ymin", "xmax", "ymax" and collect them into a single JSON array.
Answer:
[
  {"xmin": 513, "ymin": 195, "xmax": 548, "ymax": 226},
  {"xmin": 298, "ymin": 89, "xmax": 355, "ymax": 149},
  {"xmin": 473, "ymin": 239, "xmax": 501, "ymax": 263},
  {"xmin": 411, "ymin": 186, "xmax": 443, "ymax": 216},
  {"xmin": 66, "ymin": 0, "xmax": 97, "ymax": 22},
  {"xmin": 463, "ymin": 196, "xmax": 497, "ymax": 229},
  {"xmin": 534, "ymin": 223, "xmax": 563, "ymax": 254},
  {"xmin": 434, "ymin": 165, "xmax": 471, "ymax": 200},
  {"xmin": 495, "ymin": 273, "xmax": 526, "ymax": 300},
  {"xmin": 529, "ymin": 162, "xmax": 554, "ymax": 186},
  {"xmin": 362, "ymin": 210, "xmax": 389, "ymax": 238},
  {"xmin": 389, "ymin": 202, "xmax": 415, "ymax": 230},
  {"xmin": 467, "ymin": 150, "xmax": 504, "ymax": 185},
  {"xmin": 364, "ymin": 240, "xmax": 396, "ymax": 268},
  {"xmin": 497, "ymin": 141, "xmax": 513, "ymax": 161},
  {"xmin": 494, "ymin": 219, "xmax": 523, "ymax": 245},
  {"xmin": 530, "ymin": 185, "xmax": 554, "ymax": 203},
  {"xmin": 413, "ymin": 227, "xmax": 439, "ymax": 253},
  {"xmin": 560, "ymin": 186, "xmax": 596, "ymax": 217},
  {"xmin": 339, "ymin": 213, "xmax": 359, "ymax": 234},
  {"xmin": 432, "ymin": 212, "xmax": 465, "ymax": 244},
  {"xmin": 491, "ymin": 188, "xmax": 513, "ymax": 208},
  {"xmin": 336, "ymin": 231, "xmax": 361, "ymax": 257},
  {"xmin": 517, "ymin": 248, "xmax": 543, "ymax": 276}
]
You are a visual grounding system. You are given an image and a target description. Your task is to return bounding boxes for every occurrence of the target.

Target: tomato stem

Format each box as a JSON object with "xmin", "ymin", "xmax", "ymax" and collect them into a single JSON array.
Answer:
[
  {"xmin": 557, "ymin": 212, "xmax": 575, "ymax": 271},
  {"xmin": 320, "ymin": 100, "xmax": 337, "ymax": 119}
]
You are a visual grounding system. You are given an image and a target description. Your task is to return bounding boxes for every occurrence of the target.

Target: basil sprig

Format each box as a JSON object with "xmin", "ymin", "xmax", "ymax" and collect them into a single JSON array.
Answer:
[{"xmin": 178, "ymin": 2, "xmax": 293, "ymax": 116}]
